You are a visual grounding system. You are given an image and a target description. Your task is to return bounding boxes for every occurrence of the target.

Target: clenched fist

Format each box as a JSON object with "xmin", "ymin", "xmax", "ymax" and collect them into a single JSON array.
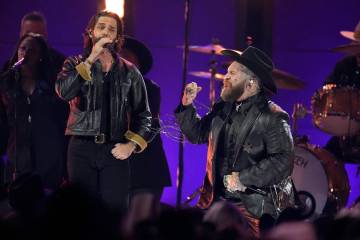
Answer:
[
  {"xmin": 223, "ymin": 172, "xmax": 247, "ymax": 192},
  {"xmin": 182, "ymin": 82, "xmax": 202, "ymax": 106}
]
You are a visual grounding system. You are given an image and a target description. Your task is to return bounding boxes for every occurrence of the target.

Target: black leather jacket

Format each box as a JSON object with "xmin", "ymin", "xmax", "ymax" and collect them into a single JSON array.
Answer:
[
  {"xmin": 56, "ymin": 55, "xmax": 152, "ymax": 148},
  {"xmin": 175, "ymin": 94, "xmax": 294, "ymax": 218}
]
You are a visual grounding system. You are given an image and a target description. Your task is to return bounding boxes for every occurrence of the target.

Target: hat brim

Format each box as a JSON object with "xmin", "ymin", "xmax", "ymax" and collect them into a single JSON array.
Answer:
[
  {"xmin": 123, "ymin": 36, "xmax": 153, "ymax": 75},
  {"xmin": 340, "ymin": 31, "xmax": 356, "ymax": 41},
  {"xmin": 332, "ymin": 42, "xmax": 360, "ymax": 55},
  {"xmin": 221, "ymin": 49, "xmax": 277, "ymax": 94}
]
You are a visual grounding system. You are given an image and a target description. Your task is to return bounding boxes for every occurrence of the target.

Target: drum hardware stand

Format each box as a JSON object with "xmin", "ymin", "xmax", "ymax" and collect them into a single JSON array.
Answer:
[
  {"xmin": 343, "ymin": 89, "xmax": 354, "ymax": 157},
  {"xmin": 292, "ymin": 103, "xmax": 309, "ymax": 143},
  {"xmin": 208, "ymin": 38, "xmax": 221, "ymax": 107},
  {"xmin": 177, "ymin": 0, "xmax": 191, "ymax": 208},
  {"xmin": 182, "ymin": 186, "xmax": 202, "ymax": 207},
  {"xmin": 288, "ymin": 177, "xmax": 316, "ymax": 219},
  {"xmin": 296, "ymin": 190, "xmax": 316, "ymax": 218},
  {"xmin": 336, "ymin": 89, "xmax": 356, "ymax": 163}
]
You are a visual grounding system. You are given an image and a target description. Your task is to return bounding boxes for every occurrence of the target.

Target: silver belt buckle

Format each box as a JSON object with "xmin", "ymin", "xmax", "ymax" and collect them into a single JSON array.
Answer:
[{"xmin": 94, "ymin": 133, "xmax": 105, "ymax": 144}]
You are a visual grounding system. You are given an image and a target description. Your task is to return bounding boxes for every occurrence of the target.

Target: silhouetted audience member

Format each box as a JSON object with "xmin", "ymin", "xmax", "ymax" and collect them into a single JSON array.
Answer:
[
  {"xmin": 204, "ymin": 201, "xmax": 248, "ymax": 231},
  {"xmin": 276, "ymin": 207, "xmax": 307, "ymax": 225},
  {"xmin": 259, "ymin": 213, "xmax": 275, "ymax": 237},
  {"xmin": 1, "ymin": 173, "xmax": 47, "ymax": 240},
  {"xmin": 157, "ymin": 207, "xmax": 208, "ymax": 240},
  {"xmin": 8, "ymin": 173, "xmax": 45, "ymax": 214},
  {"xmin": 322, "ymin": 216, "xmax": 360, "ymax": 240},
  {"xmin": 204, "ymin": 201, "xmax": 252, "ymax": 239},
  {"xmin": 264, "ymin": 222, "xmax": 317, "ymax": 240},
  {"xmin": 44, "ymin": 184, "xmax": 121, "ymax": 240}
]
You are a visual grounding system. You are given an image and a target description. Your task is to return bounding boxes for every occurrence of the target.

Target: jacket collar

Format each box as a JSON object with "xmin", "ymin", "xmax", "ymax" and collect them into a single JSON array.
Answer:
[{"xmin": 234, "ymin": 93, "xmax": 267, "ymax": 114}]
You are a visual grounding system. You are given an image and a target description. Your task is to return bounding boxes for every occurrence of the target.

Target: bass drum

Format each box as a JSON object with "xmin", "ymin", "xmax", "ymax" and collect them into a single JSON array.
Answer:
[{"xmin": 292, "ymin": 144, "xmax": 350, "ymax": 217}]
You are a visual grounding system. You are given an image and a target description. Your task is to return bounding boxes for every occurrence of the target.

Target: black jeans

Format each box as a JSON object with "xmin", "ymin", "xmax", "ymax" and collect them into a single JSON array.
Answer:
[{"xmin": 67, "ymin": 136, "xmax": 130, "ymax": 212}]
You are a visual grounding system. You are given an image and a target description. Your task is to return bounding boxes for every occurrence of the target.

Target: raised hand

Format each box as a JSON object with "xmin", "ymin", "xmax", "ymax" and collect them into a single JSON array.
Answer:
[{"xmin": 182, "ymin": 82, "xmax": 202, "ymax": 106}]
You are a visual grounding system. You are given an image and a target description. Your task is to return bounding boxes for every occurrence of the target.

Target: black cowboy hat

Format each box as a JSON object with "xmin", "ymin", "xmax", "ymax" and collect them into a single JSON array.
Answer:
[
  {"xmin": 221, "ymin": 46, "xmax": 277, "ymax": 94},
  {"xmin": 122, "ymin": 35, "xmax": 153, "ymax": 75}
]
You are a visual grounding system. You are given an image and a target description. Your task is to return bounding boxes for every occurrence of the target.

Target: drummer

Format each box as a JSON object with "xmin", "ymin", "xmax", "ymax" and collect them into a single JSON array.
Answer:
[
  {"xmin": 324, "ymin": 20, "xmax": 360, "ymax": 162},
  {"xmin": 324, "ymin": 20, "xmax": 360, "ymax": 87}
]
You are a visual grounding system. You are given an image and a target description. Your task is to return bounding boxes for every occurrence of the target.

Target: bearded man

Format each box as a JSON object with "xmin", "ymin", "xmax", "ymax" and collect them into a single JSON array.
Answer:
[
  {"xmin": 175, "ymin": 46, "xmax": 294, "ymax": 238},
  {"xmin": 56, "ymin": 11, "xmax": 151, "ymax": 212}
]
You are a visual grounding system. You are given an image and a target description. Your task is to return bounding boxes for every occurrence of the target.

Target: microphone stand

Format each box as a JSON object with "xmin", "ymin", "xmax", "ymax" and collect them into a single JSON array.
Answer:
[
  {"xmin": 209, "ymin": 39, "xmax": 220, "ymax": 107},
  {"xmin": 177, "ymin": 0, "xmax": 191, "ymax": 209}
]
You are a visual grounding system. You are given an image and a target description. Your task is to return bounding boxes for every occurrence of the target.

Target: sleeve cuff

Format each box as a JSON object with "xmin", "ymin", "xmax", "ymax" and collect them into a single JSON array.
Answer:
[
  {"xmin": 75, "ymin": 62, "xmax": 92, "ymax": 81},
  {"xmin": 174, "ymin": 103, "xmax": 193, "ymax": 113},
  {"xmin": 124, "ymin": 130, "xmax": 148, "ymax": 153}
]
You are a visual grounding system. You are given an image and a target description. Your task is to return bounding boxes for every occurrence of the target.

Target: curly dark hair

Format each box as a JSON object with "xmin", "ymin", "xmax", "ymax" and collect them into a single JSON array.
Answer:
[
  {"xmin": 8, "ymin": 33, "xmax": 54, "ymax": 89},
  {"xmin": 83, "ymin": 11, "xmax": 124, "ymax": 57}
]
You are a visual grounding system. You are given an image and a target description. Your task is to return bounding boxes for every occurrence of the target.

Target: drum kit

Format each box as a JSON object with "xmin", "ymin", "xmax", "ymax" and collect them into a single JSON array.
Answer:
[
  {"xmin": 186, "ymin": 42, "xmax": 307, "ymax": 104},
  {"xmin": 186, "ymin": 41, "xmax": 358, "ymax": 218}
]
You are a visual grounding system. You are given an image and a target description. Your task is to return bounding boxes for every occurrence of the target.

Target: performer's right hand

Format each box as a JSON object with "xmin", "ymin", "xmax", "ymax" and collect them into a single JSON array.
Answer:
[
  {"xmin": 182, "ymin": 82, "xmax": 202, "ymax": 106},
  {"xmin": 87, "ymin": 37, "xmax": 113, "ymax": 64}
]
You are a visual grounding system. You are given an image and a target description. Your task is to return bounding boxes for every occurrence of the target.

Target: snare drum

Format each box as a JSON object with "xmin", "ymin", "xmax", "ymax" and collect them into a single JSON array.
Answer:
[
  {"xmin": 311, "ymin": 84, "xmax": 360, "ymax": 136},
  {"xmin": 292, "ymin": 144, "xmax": 350, "ymax": 217}
]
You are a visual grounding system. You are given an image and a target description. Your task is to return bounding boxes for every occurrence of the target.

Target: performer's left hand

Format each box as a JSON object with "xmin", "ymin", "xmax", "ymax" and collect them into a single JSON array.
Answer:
[
  {"xmin": 223, "ymin": 172, "xmax": 247, "ymax": 192},
  {"xmin": 111, "ymin": 142, "xmax": 136, "ymax": 160}
]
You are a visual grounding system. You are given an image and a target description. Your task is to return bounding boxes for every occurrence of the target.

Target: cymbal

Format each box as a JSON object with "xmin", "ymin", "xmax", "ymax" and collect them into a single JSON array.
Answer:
[
  {"xmin": 188, "ymin": 44, "xmax": 227, "ymax": 55},
  {"xmin": 189, "ymin": 71, "xmax": 224, "ymax": 80},
  {"xmin": 190, "ymin": 68, "xmax": 305, "ymax": 90},
  {"xmin": 332, "ymin": 42, "xmax": 360, "ymax": 55},
  {"xmin": 272, "ymin": 69, "xmax": 305, "ymax": 90}
]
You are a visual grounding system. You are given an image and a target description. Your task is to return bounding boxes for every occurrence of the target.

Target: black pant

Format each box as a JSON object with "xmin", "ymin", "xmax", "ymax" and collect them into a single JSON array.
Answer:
[{"xmin": 67, "ymin": 136, "xmax": 130, "ymax": 212}]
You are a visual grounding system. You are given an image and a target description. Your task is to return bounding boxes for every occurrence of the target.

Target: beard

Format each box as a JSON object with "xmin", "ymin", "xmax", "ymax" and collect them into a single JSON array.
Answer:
[{"xmin": 220, "ymin": 81, "xmax": 245, "ymax": 102}]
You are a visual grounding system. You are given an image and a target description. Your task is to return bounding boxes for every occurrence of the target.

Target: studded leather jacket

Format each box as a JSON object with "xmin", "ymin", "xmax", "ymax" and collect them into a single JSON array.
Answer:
[{"xmin": 175, "ymin": 94, "xmax": 294, "ymax": 218}]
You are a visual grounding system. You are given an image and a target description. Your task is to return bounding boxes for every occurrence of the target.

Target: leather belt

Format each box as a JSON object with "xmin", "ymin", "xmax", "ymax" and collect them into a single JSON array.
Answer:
[{"xmin": 74, "ymin": 133, "xmax": 107, "ymax": 144}]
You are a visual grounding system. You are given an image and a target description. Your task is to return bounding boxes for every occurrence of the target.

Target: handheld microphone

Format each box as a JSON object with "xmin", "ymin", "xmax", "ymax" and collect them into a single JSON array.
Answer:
[
  {"xmin": 0, "ymin": 57, "xmax": 25, "ymax": 78},
  {"xmin": 11, "ymin": 57, "xmax": 25, "ymax": 70},
  {"xmin": 245, "ymin": 186, "xmax": 268, "ymax": 196},
  {"xmin": 103, "ymin": 42, "xmax": 116, "ymax": 52}
]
